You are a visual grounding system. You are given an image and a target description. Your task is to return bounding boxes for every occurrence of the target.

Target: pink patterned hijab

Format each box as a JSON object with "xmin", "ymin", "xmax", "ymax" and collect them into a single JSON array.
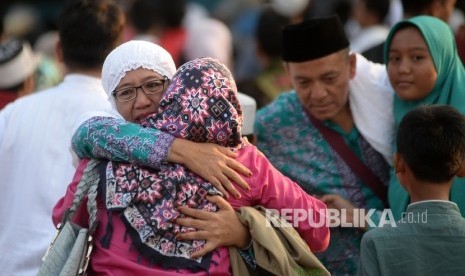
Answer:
[
  {"xmin": 143, "ymin": 57, "xmax": 243, "ymax": 147},
  {"xmin": 102, "ymin": 57, "xmax": 243, "ymax": 272}
]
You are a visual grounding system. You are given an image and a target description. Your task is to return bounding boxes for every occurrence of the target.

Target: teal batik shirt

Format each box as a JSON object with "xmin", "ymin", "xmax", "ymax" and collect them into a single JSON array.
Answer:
[{"xmin": 255, "ymin": 91, "xmax": 390, "ymax": 276}]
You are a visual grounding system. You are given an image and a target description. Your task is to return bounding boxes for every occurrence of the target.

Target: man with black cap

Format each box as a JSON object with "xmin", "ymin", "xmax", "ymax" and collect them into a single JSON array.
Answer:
[
  {"xmin": 0, "ymin": 38, "xmax": 40, "ymax": 109},
  {"xmin": 254, "ymin": 15, "xmax": 391, "ymax": 275}
]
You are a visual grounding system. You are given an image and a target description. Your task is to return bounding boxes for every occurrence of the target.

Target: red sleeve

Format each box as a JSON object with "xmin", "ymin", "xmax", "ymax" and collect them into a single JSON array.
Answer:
[
  {"xmin": 248, "ymin": 147, "xmax": 330, "ymax": 253},
  {"xmin": 52, "ymin": 159, "xmax": 91, "ymax": 227}
]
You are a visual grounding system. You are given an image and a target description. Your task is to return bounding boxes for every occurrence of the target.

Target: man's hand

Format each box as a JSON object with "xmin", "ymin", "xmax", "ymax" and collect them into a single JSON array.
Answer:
[
  {"xmin": 175, "ymin": 195, "xmax": 251, "ymax": 258},
  {"xmin": 320, "ymin": 194, "xmax": 366, "ymax": 230},
  {"xmin": 168, "ymin": 139, "xmax": 252, "ymax": 199}
]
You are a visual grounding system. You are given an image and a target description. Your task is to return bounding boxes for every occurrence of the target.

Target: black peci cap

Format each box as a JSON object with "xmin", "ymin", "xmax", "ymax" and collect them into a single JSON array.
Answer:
[{"xmin": 282, "ymin": 15, "xmax": 349, "ymax": 62}]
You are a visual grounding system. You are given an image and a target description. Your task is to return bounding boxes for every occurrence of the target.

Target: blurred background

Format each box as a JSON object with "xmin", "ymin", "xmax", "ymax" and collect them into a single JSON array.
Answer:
[{"xmin": 1, "ymin": 0, "xmax": 464, "ymax": 108}]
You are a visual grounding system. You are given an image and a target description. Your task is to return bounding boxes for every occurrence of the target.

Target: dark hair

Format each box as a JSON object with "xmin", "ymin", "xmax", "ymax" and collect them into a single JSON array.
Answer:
[
  {"xmin": 256, "ymin": 7, "xmax": 290, "ymax": 58},
  {"xmin": 361, "ymin": 0, "xmax": 390, "ymax": 23},
  {"xmin": 57, "ymin": 0, "xmax": 125, "ymax": 71},
  {"xmin": 397, "ymin": 105, "xmax": 465, "ymax": 183},
  {"xmin": 2, "ymin": 81, "xmax": 26, "ymax": 92},
  {"xmin": 127, "ymin": 0, "xmax": 156, "ymax": 33},
  {"xmin": 152, "ymin": 0, "xmax": 186, "ymax": 28},
  {"xmin": 401, "ymin": 0, "xmax": 437, "ymax": 17}
]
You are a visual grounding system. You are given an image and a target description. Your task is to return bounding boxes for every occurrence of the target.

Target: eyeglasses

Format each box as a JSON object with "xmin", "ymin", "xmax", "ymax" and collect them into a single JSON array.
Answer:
[{"xmin": 112, "ymin": 76, "xmax": 169, "ymax": 103}]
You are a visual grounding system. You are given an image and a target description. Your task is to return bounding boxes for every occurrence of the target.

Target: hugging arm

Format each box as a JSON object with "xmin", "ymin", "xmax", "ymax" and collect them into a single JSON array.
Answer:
[
  {"xmin": 176, "ymin": 195, "xmax": 251, "ymax": 258},
  {"xmin": 176, "ymin": 146, "xmax": 331, "ymax": 258},
  {"xmin": 249, "ymin": 149, "xmax": 330, "ymax": 253},
  {"xmin": 72, "ymin": 116, "xmax": 251, "ymax": 198}
]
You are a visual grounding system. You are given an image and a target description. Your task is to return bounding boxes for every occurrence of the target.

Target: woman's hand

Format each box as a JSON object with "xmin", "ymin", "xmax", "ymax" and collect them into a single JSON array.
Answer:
[
  {"xmin": 175, "ymin": 195, "xmax": 251, "ymax": 258},
  {"xmin": 168, "ymin": 139, "xmax": 251, "ymax": 199}
]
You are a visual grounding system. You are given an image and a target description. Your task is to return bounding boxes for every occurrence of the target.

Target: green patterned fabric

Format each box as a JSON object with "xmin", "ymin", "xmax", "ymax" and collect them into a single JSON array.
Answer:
[
  {"xmin": 385, "ymin": 16, "xmax": 465, "ymax": 220},
  {"xmin": 255, "ymin": 91, "xmax": 390, "ymax": 275},
  {"xmin": 72, "ymin": 116, "xmax": 175, "ymax": 169}
]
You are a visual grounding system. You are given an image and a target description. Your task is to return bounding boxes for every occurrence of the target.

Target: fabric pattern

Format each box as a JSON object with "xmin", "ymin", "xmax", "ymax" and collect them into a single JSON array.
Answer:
[
  {"xmin": 72, "ymin": 116, "xmax": 175, "ymax": 169},
  {"xmin": 386, "ymin": 16, "xmax": 465, "ymax": 220},
  {"xmin": 255, "ymin": 91, "xmax": 390, "ymax": 275},
  {"xmin": 56, "ymin": 59, "xmax": 331, "ymax": 274},
  {"xmin": 142, "ymin": 57, "xmax": 243, "ymax": 147},
  {"xmin": 103, "ymin": 161, "xmax": 220, "ymax": 271},
  {"xmin": 102, "ymin": 57, "xmax": 242, "ymax": 272}
]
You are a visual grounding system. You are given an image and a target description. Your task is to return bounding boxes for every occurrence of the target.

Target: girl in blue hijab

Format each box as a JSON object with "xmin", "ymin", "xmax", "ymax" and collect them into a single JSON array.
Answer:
[{"xmin": 385, "ymin": 15, "xmax": 465, "ymax": 219}]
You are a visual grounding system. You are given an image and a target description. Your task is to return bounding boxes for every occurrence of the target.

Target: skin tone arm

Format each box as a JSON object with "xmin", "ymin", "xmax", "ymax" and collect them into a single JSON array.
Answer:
[
  {"xmin": 175, "ymin": 195, "xmax": 251, "ymax": 258},
  {"xmin": 72, "ymin": 117, "xmax": 252, "ymax": 199},
  {"xmin": 167, "ymin": 139, "xmax": 252, "ymax": 199}
]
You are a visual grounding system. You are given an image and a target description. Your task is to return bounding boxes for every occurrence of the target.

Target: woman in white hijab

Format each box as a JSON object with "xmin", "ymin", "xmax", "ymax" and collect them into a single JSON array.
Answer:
[
  {"xmin": 69, "ymin": 40, "xmax": 252, "ymax": 256},
  {"xmin": 73, "ymin": 40, "xmax": 251, "ymax": 198}
]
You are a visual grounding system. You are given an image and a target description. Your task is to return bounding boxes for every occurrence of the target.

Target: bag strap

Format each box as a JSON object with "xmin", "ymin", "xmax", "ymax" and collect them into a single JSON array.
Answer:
[
  {"xmin": 308, "ymin": 114, "xmax": 388, "ymax": 206},
  {"xmin": 62, "ymin": 159, "xmax": 100, "ymax": 233}
]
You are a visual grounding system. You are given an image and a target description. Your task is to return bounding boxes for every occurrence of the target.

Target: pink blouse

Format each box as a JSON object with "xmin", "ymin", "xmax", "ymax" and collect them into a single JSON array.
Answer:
[{"xmin": 53, "ymin": 142, "xmax": 329, "ymax": 275}]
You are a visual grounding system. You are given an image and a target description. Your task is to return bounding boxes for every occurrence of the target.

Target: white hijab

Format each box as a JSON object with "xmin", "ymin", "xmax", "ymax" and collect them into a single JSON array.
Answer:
[{"xmin": 102, "ymin": 40, "xmax": 177, "ymax": 109}]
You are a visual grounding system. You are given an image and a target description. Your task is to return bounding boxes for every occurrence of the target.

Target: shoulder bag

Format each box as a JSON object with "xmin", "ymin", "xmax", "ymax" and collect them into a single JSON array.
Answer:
[{"xmin": 38, "ymin": 160, "xmax": 100, "ymax": 276}]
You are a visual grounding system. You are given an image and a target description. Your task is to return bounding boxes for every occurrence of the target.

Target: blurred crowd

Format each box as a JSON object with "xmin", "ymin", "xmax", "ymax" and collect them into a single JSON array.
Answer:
[
  {"xmin": 1, "ymin": 0, "xmax": 463, "ymax": 110},
  {"xmin": 2, "ymin": 1, "xmax": 465, "ymax": 276}
]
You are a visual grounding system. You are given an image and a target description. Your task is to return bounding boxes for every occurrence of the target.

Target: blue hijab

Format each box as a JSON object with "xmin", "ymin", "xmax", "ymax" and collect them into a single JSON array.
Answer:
[
  {"xmin": 385, "ymin": 15, "xmax": 465, "ymax": 125},
  {"xmin": 385, "ymin": 16, "xmax": 465, "ymax": 219}
]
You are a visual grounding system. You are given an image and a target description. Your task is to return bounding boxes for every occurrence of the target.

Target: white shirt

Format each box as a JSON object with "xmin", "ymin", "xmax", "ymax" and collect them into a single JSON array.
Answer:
[
  {"xmin": 349, "ymin": 54, "xmax": 395, "ymax": 165},
  {"xmin": 350, "ymin": 25, "xmax": 390, "ymax": 54},
  {"xmin": 0, "ymin": 74, "xmax": 116, "ymax": 276}
]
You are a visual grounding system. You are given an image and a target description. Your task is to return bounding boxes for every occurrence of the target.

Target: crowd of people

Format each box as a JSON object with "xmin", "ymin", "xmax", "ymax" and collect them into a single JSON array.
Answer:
[{"xmin": 1, "ymin": 0, "xmax": 465, "ymax": 275}]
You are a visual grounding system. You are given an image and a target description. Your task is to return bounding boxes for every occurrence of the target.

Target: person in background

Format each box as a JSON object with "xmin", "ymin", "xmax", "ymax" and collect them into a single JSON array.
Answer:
[
  {"xmin": 1, "ymin": 3, "xmax": 44, "ymax": 46},
  {"xmin": 358, "ymin": 105, "xmax": 465, "ymax": 276},
  {"xmin": 0, "ymin": 38, "xmax": 40, "ymax": 109},
  {"xmin": 155, "ymin": 0, "xmax": 188, "ymax": 66},
  {"xmin": 33, "ymin": 31, "xmax": 64, "ymax": 91},
  {"xmin": 123, "ymin": 0, "xmax": 188, "ymax": 66},
  {"xmin": 2, "ymin": 4, "xmax": 64, "ymax": 93},
  {"xmin": 384, "ymin": 15, "xmax": 465, "ymax": 221},
  {"xmin": 402, "ymin": 0, "xmax": 456, "ymax": 22},
  {"xmin": 451, "ymin": 3, "xmax": 465, "ymax": 64},
  {"xmin": 254, "ymin": 16, "xmax": 390, "ymax": 275},
  {"xmin": 350, "ymin": 0, "xmax": 390, "ymax": 63},
  {"xmin": 363, "ymin": 0, "xmax": 457, "ymax": 64},
  {"xmin": 0, "ymin": 0, "xmax": 125, "ymax": 275},
  {"xmin": 236, "ymin": 7, "xmax": 293, "ymax": 109},
  {"xmin": 184, "ymin": 16, "xmax": 233, "ymax": 70},
  {"xmin": 237, "ymin": 92, "xmax": 257, "ymax": 145},
  {"xmin": 124, "ymin": 0, "xmax": 159, "ymax": 43}
]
